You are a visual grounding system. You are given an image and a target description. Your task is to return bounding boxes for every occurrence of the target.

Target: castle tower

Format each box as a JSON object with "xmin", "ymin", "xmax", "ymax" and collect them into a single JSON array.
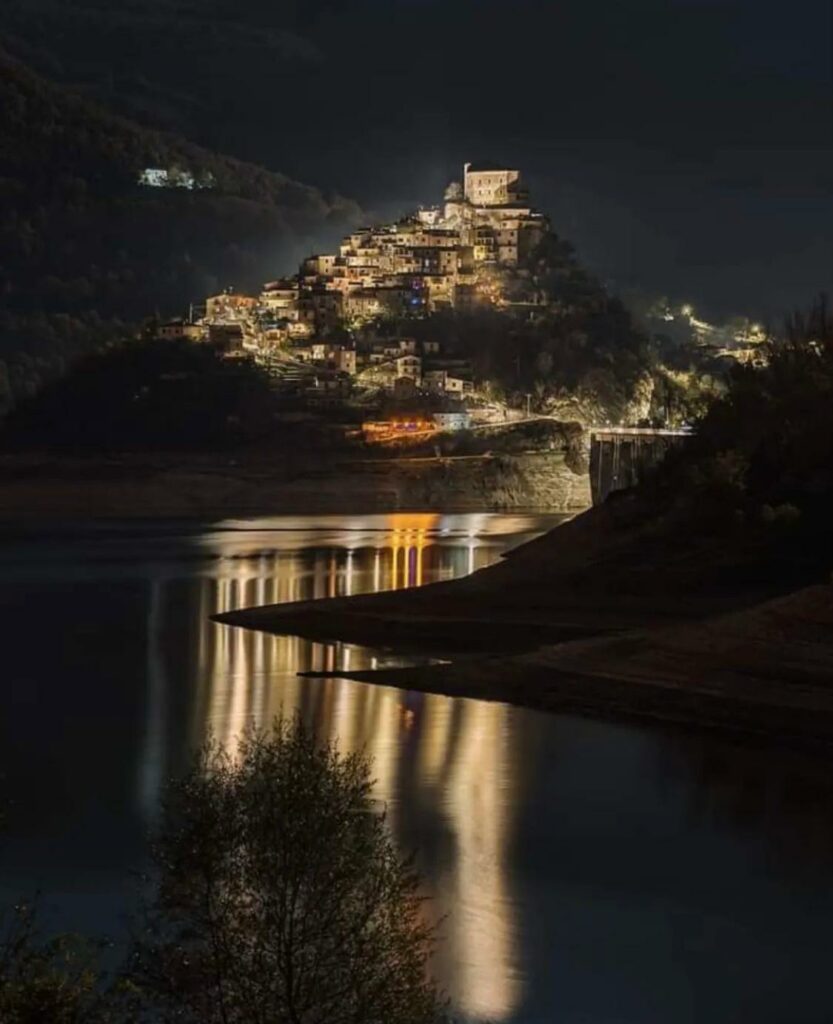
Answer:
[{"xmin": 463, "ymin": 162, "xmax": 522, "ymax": 207}]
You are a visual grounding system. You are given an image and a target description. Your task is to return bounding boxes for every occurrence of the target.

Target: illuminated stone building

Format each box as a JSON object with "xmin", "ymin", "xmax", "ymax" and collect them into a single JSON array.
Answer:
[
  {"xmin": 462, "ymin": 162, "xmax": 526, "ymax": 207},
  {"xmin": 205, "ymin": 292, "xmax": 257, "ymax": 322},
  {"xmin": 296, "ymin": 162, "xmax": 548, "ymax": 318},
  {"xmin": 197, "ymin": 162, "xmax": 549, "ymax": 367},
  {"xmin": 158, "ymin": 318, "xmax": 205, "ymax": 341},
  {"xmin": 259, "ymin": 280, "xmax": 300, "ymax": 318}
]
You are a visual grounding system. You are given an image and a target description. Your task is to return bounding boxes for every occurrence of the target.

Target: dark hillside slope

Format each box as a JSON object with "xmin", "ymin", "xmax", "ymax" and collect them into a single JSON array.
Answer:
[{"xmin": 0, "ymin": 49, "xmax": 360, "ymax": 405}]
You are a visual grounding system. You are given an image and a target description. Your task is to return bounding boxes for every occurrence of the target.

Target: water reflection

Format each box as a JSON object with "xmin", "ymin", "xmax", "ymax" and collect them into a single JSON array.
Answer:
[
  {"xmin": 4, "ymin": 511, "xmax": 833, "ymax": 1023},
  {"xmin": 657, "ymin": 736, "xmax": 833, "ymax": 871},
  {"xmin": 444, "ymin": 700, "xmax": 522, "ymax": 1018},
  {"xmin": 139, "ymin": 512, "xmax": 543, "ymax": 1021}
]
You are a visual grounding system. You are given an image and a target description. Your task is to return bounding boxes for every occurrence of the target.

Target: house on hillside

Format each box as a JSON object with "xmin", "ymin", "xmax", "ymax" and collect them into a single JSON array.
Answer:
[
  {"xmin": 208, "ymin": 324, "xmax": 244, "ymax": 355},
  {"xmin": 158, "ymin": 319, "xmax": 205, "ymax": 342},
  {"xmin": 396, "ymin": 354, "xmax": 422, "ymax": 382}
]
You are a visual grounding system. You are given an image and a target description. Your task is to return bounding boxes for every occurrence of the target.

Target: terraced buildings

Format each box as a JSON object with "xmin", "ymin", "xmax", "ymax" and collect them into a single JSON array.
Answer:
[{"xmin": 200, "ymin": 163, "xmax": 549, "ymax": 350}]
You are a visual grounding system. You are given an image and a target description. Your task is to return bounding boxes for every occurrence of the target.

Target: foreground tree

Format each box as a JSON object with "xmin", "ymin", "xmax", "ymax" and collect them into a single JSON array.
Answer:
[
  {"xmin": 128, "ymin": 720, "xmax": 447, "ymax": 1024},
  {"xmin": 673, "ymin": 294, "xmax": 832, "ymax": 523},
  {"xmin": 635, "ymin": 294, "xmax": 833, "ymax": 587},
  {"xmin": 0, "ymin": 902, "xmax": 121, "ymax": 1024},
  {"xmin": 1, "ymin": 339, "xmax": 276, "ymax": 451}
]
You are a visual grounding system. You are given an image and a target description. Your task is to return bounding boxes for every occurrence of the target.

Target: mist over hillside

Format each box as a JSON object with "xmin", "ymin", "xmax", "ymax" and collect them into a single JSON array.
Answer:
[
  {"xmin": 1, "ymin": 0, "xmax": 829, "ymax": 319},
  {"xmin": 0, "ymin": 0, "xmax": 321, "ymax": 141},
  {"xmin": 0, "ymin": 47, "xmax": 361, "ymax": 404}
]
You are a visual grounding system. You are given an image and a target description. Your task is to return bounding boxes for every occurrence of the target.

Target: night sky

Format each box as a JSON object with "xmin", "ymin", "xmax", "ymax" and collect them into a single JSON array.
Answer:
[{"xmin": 5, "ymin": 0, "xmax": 831, "ymax": 318}]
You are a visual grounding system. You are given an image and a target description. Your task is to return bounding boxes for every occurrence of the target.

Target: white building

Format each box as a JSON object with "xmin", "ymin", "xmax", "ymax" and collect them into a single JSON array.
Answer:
[{"xmin": 433, "ymin": 411, "xmax": 471, "ymax": 432}]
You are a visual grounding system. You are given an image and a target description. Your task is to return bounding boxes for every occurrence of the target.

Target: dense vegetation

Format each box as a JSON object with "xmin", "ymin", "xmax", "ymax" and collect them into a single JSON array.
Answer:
[
  {"xmin": 0, "ymin": 904, "xmax": 119, "ymax": 1024},
  {"xmin": 131, "ymin": 721, "xmax": 446, "ymax": 1024},
  {"xmin": 1, "ymin": 721, "xmax": 447, "ymax": 1023},
  {"xmin": 1, "ymin": 340, "xmax": 278, "ymax": 451},
  {"xmin": 363, "ymin": 233, "xmax": 721, "ymax": 425},
  {"xmin": 0, "ymin": 0, "xmax": 313, "ymax": 147},
  {"xmin": 0, "ymin": 48, "xmax": 359, "ymax": 407},
  {"xmin": 0, "ymin": 44, "xmax": 724, "ymax": 429},
  {"xmin": 642, "ymin": 296, "xmax": 833, "ymax": 574},
  {"xmin": 0, "ymin": 42, "xmax": 751, "ymax": 433}
]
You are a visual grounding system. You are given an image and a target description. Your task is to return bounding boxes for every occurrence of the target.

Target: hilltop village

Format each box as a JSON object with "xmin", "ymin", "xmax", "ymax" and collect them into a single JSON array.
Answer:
[
  {"xmin": 158, "ymin": 163, "xmax": 550, "ymax": 434},
  {"xmin": 154, "ymin": 162, "xmax": 766, "ymax": 439}
]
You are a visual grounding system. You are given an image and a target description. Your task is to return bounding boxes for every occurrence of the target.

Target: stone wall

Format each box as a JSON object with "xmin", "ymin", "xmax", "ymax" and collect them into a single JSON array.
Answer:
[{"xmin": 281, "ymin": 451, "xmax": 592, "ymax": 512}]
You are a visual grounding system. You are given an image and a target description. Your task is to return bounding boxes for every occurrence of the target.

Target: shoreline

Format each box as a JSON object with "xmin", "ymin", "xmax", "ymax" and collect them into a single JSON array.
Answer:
[
  {"xmin": 295, "ymin": 658, "xmax": 833, "ymax": 753},
  {"xmin": 0, "ymin": 449, "xmax": 590, "ymax": 520},
  {"xmin": 220, "ymin": 586, "xmax": 833, "ymax": 750},
  {"xmin": 292, "ymin": 585, "xmax": 833, "ymax": 751},
  {"xmin": 214, "ymin": 500, "xmax": 833, "ymax": 748},
  {"xmin": 0, "ymin": 505, "xmax": 571, "ymax": 532}
]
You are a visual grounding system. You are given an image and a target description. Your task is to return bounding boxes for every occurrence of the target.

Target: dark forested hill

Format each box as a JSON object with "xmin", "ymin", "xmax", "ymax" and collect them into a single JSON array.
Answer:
[
  {"xmin": 0, "ymin": 0, "xmax": 320, "ymax": 145},
  {"xmin": 0, "ymin": 48, "xmax": 360, "ymax": 406}
]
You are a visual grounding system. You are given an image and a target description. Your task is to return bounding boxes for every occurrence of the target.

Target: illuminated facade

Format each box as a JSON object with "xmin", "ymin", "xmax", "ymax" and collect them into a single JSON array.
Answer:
[
  {"xmin": 138, "ymin": 167, "xmax": 215, "ymax": 190},
  {"xmin": 305, "ymin": 162, "xmax": 547, "ymax": 317},
  {"xmin": 195, "ymin": 162, "xmax": 548, "ymax": 370},
  {"xmin": 463, "ymin": 162, "xmax": 524, "ymax": 206}
]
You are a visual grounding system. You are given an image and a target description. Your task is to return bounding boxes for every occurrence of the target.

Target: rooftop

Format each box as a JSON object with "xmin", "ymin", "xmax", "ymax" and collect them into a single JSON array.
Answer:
[{"xmin": 465, "ymin": 161, "xmax": 516, "ymax": 173}]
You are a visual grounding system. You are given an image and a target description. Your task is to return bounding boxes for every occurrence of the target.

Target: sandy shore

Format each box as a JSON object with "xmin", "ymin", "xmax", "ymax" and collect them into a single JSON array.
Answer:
[
  {"xmin": 294, "ymin": 585, "xmax": 833, "ymax": 748},
  {"xmin": 215, "ymin": 497, "xmax": 833, "ymax": 747}
]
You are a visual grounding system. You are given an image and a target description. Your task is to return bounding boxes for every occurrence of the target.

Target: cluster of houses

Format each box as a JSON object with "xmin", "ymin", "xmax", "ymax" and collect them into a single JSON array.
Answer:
[
  {"xmin": 158, "ymin": 163, "xmax": 548, "ymax": 415},
  {"xmin": 294, "ymin": 162, "xmax": 549, "ymax": 324},
  {"xmin": 645, "ymin": 302, "xmax": 769, "ymax": 366},
  {"xmin": 159, "ymin": 315, "xmax": 475, "ymax": 407}
]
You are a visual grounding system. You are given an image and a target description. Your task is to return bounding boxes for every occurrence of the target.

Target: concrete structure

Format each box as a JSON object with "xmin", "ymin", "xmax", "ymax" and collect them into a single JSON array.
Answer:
[
  {"xmin": 589, "ymin": 427, "xmax": 693, "ymax": 505},
  {"xmin": 432, "ymin": 410, "xmax": 472, "ymax": 432}
]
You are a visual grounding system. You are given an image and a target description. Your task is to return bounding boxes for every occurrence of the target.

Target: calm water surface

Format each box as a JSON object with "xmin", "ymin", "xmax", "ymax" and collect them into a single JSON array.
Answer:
[{"xmin": 1, "ymin": 512, "xmax": 832, "ymax": 1024}]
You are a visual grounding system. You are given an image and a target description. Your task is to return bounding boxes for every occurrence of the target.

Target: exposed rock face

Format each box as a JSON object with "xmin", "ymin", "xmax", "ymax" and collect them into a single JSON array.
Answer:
[
  {"xmin": 622, "ymin": 372, "xmax": 655, "ymax": 424},
  {"xmin": 0, "ymin": 448, "xmax": 592, "ymax": 518},
  {"xmin": 367, "ymin": 452, "xmax": 591, "ymax": 511}
]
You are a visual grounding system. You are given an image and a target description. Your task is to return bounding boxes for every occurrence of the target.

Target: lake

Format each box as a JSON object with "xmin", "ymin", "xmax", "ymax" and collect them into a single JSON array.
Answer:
[{"xmin": 1, "ymin": 512, "xmax": 832, "ymax": 1023}]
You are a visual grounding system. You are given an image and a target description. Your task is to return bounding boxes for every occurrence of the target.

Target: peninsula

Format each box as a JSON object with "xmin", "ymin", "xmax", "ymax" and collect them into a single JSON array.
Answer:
[
  {"xmin": 216, "ymin": 494, "xmax": 833, "ymax": 747},
  {"xmin": 216, "ymin": 297, "xmax": 833, "ymax": 747}
]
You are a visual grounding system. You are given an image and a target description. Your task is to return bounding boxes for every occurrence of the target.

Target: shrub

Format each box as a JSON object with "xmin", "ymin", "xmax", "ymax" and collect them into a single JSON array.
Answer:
[{"xmin": 128, "ymin": 719, "xmax": 447, "ymax": 1024}]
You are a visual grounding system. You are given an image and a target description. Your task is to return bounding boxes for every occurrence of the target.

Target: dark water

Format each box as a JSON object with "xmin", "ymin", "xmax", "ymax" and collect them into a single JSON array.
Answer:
[{"xmin": 1, "ymin": 513, "xmax": 832, "ymax": 1024}]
